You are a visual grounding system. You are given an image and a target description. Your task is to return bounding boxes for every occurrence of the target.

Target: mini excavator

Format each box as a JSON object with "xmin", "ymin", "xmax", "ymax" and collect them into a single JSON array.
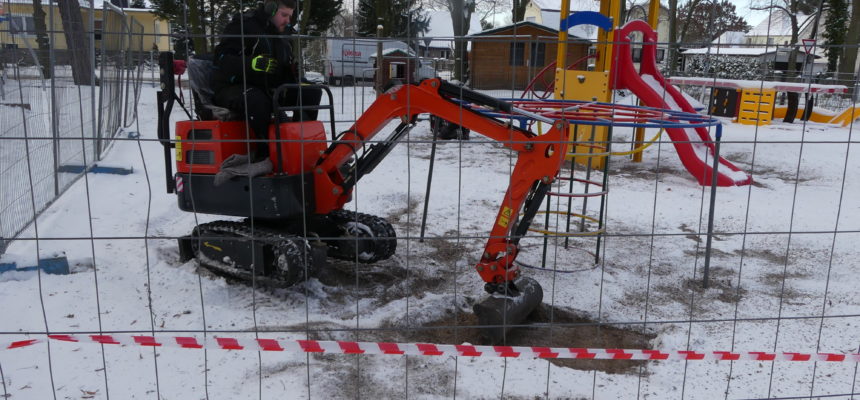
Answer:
[{"xmin": 156, "ymin": 52, "xmax": 576, "ymax": 342}]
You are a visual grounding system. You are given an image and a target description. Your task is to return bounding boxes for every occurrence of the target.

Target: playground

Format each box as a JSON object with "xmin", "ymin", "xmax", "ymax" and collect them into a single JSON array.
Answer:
[{"xmin": 0, "ymin": 0, "xmax": 858, "ymax": 399}]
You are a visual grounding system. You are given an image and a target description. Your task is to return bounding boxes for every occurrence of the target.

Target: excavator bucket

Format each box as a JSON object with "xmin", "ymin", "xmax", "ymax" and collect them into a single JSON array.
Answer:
[{"xmin": 473, "ymin": 277, "xmax": 543, "ymax": 343}]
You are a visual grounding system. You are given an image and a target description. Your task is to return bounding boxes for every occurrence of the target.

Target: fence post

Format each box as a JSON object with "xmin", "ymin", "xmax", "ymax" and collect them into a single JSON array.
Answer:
[
  {"xmin": 49, "ymin": 0, "xmax": 60, "ymax": 196},
  {"xmin": 702, "ymin": 124, "xmax": 722, "ymax": 289}
]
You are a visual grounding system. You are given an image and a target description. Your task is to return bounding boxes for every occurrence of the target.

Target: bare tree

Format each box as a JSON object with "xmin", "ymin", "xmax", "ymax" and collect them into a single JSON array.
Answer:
[
  {"xmin": 751, "ymin": 0, "xmax": 819, "ymax": 80},
  {"xmin": 33, "ymin": 0, "xmax": 52, "ymax": 78},
  {"xmin": 57, "ymin": 0, "xmax": 95, "ymax": 85},
  {"xmin": 421, "ymin": 0, "xmax": 509, "ymax": 81},
  {"xmin": 837, "ymin": 0, "xmax": 858, "ymax": 85}
]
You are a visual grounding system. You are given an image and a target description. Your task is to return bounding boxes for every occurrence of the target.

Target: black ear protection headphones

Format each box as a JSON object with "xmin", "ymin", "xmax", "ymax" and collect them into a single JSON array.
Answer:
[{"xmin": 264, "ymin": 0, "xmax": 278, "ymax": 17}]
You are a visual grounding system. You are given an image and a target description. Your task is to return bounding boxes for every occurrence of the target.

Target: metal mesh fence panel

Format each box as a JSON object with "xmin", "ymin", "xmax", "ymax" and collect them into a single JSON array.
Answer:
[
  {"xmin": 0, "ymin": 3, "xmax": 858, "ymax": 399},
  {"xmin": 0, "ymin": 1, "xmax": 140, "ymax": 253},
  {"xmin": 96, "ymin": 2, "xmax": 127, "ymax": 156}
]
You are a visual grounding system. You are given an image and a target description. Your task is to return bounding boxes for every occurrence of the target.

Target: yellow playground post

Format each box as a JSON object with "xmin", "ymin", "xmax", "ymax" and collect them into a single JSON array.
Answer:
[{"xmin": 554, "ymin": 0, "xmax": 661, "ymax": 168}]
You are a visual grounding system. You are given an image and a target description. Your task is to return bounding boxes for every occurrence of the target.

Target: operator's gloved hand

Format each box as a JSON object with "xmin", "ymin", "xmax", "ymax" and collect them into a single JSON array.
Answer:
[{"xmin": 251, "ymin": 54, "xmax": 278, "ymax": 74}]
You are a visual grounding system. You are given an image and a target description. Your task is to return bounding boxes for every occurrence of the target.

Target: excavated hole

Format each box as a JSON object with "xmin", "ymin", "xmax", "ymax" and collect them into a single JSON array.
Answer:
[{"xmin": 354, "ymin": 304, "xmax": 655, "ymax": 375}]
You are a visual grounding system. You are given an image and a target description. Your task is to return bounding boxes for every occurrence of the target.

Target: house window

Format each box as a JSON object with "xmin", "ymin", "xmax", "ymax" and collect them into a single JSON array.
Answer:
[
  {"xmin": 94, "ymin": 20, "xmax": 103, "ymax": 40},
  {"xmin": 7, "ymin": 15, "xmax": 36, "ymax": 36},
  {"xmin": 767, "ymin": 37, "xmax": 774, "ymax": 45},
  {"xmin": 509, "ymin": 42, "xmax": 525, "ymax": 66},
  {"xmin": 526, "ymin": 16, "xmax": 536, "ymax": 22},
  {"xmin": 529, "ymin": 42, "xmax": 546, "ymax": 67}
]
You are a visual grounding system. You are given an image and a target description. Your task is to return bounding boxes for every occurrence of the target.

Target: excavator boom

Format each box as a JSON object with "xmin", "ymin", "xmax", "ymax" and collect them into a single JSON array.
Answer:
[{"xmin": 315, "ymin": 79, "xmax": 570, "ymax": 289}]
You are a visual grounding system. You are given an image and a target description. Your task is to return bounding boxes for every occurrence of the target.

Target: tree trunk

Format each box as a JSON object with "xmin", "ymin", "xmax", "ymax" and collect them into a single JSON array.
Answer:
[
  {"xmin": 838, "ymin": 0, "xmax": 859, "ymax": 88},
  {"xmin": 57, "ymin": 0, "xmax": 95, "ymax": 85},
  {"xmin": 451, "ymin": 0, "xmax": 471, "ymax": 81},
  {"xmin": 187, "ymin": 0, "xmax": 207, "ymax": 56},
  {"xmin": 295, "ymin": 0, "xmax": 311, "ymax": 73},
  {"xmin": 209, "ymin": 0, "xmax": 217, "ymax": 52},
  {"xmin": 32, "ymin": 0, "xmax": 52, "ymax": 78},
  {"xmin": 512, "ymin": 0, "xmax": 527, "ymax": 22},
  {"xmin": 786, "ymin": 16, "xmax": 799, "ymax": 81}
]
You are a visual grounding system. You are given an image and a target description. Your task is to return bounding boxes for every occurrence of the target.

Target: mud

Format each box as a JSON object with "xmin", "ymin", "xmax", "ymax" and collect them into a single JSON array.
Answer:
[{"xmin": 359, "ymin": 304, "xmax": 655, "ymax": 375}]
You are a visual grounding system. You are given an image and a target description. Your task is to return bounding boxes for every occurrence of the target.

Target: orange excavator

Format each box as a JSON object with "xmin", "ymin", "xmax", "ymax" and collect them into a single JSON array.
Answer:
[{"xmin": 156, "ymin": 52, "xmax": 570, "ymax": 341}]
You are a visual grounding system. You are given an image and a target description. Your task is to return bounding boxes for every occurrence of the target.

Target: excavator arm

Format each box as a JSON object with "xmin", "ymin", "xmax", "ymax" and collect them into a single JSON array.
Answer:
[{"xmin": 314, "ymin": 78, "xmax": 571, "ymax": 289}]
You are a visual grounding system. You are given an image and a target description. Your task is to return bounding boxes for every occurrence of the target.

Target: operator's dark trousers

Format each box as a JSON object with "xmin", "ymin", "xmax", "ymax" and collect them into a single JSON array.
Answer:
[{"xmin": 213, "ymin": 85, "xmax": 323, "ymax": 162}]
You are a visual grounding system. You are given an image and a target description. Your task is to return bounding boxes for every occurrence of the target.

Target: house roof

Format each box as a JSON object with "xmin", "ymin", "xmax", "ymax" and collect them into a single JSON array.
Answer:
[
  {"xmin": 747, "ymin": 10, "xmax": 814, "ymax": 38},
  {"xmin": 471, "ymin": 20, "xmax": 582, "ymax": 39},
  {"xmin": 712, "ymin": 31, "xmax": 747, "ymax": 45}
]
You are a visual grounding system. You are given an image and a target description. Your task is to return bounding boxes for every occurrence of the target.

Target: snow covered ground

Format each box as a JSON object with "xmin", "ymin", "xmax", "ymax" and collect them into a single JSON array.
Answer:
[{"xmin": 0, "ymin": 83, "xmax": 858, "ymax": 399}]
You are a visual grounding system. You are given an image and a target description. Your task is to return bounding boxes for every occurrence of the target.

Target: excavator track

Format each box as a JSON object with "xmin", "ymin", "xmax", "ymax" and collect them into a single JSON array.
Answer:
[
  {"xmin": 324, "ymin": 210, "xmax": 397, "ymax": 263},
  {"xmin": 182, "ymin": 220, "xmax": 318, "ymax": 288}
]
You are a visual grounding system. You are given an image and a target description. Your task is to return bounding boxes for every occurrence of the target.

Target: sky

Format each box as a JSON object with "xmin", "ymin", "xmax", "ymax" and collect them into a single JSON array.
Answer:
[{"xmin": 731, "ymin": 0, "xmax": 771, "ymax": 26}]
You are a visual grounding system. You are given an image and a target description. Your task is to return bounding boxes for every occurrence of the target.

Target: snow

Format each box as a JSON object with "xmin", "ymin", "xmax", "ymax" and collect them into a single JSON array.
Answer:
[
  {"xmin": 682, "ymin": 47, "xmax": 778, "ymax": 56},
  {"xmin": 0, "ymin": 81, "xmax": 858, "ymax": 399},
  {"xmin": 682, "ymin": 47, "xmax": 819, "ymax": 56},
  {"xmin": 711, "ymin": 31, "xmax": 747, "ymax": 46},
  {"xmin": 641, "ymin": 74, "xmax": 751, "ymax": 184},
  {"xmin": 668, "ymin": 76, "xmax": 849, "ymax": 94}
]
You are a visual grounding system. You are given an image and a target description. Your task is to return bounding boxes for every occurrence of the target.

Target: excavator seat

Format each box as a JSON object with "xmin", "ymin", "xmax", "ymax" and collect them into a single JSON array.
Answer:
[{"xmin": 186, "ymin": 56, "xmax": 241, "ymax": 121}]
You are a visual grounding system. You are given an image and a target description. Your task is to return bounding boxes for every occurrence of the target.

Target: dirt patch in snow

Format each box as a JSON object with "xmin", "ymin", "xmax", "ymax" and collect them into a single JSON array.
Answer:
[{"xmin": 363, "ymin": 304, "xmax": 655, "ymax": 375}]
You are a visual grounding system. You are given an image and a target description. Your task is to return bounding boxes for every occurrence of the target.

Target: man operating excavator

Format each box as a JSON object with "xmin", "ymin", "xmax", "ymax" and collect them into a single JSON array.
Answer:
[{"xmin": 211, "ymin": 0, "xmax": 322, "ymax": 183}]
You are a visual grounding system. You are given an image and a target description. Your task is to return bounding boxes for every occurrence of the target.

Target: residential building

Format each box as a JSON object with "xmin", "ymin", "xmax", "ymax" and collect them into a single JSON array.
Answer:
[{"xmin": 0, "ymin": 0, "xmax": 170, "ymax": 55}]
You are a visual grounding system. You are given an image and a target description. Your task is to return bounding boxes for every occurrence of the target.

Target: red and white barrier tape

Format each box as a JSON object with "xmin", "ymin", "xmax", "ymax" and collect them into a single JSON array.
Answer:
[{"xmin": 3, "ymin": 334, "xmax": 859, "ymax": 363}]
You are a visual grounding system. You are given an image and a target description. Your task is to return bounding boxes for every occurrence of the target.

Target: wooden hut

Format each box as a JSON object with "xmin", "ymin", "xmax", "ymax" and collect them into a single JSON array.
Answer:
[{"xmin": 469, "ymin": 21, "xmax": 591, "ymax": 90}]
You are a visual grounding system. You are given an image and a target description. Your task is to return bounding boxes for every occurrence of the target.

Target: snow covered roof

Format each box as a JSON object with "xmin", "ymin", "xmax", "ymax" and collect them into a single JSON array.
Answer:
[
  {"xmin": 681, "ymin": 46, "xmax": 822, "ymax": 58},
  {"xmin": 712, "ymin": 31, "xmax": 747, "ymax": 45},
  {"xmin": 531, "ymin": 0, "xmax": 601, "ymax": 12},
  {"xmin": 747, "ymin": 10, "xmax": 813, "ymax": 38},
  {"xmin": 374, "ymin": 47, "xmax": 417, "ymax": 57},
  {"xmin": 668, "ymin": 76, "xmax": 847, "ymax": 93},
  {"xmin": 682, "ymin": 47, "xmax": 773, "ymax": 56},
  {"xmin": 421, "ymin": 10, "xmax": 483, "ymax": 49}
]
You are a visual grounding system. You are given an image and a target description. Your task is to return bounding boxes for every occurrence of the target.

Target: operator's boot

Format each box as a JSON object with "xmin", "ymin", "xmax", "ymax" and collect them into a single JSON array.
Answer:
[
  {"xmin": 214, "ymin": 155, "xmax": 273, "ymax": 186},
  {"xmin": 473, "ymin": 277, "xmax": 543, "ymax": 343}
]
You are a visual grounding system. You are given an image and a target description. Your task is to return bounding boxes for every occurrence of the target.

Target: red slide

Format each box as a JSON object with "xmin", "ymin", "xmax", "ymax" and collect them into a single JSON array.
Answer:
[{"xmin": 609, "ymin": 20, "xmax": 752, "ymax": 186}]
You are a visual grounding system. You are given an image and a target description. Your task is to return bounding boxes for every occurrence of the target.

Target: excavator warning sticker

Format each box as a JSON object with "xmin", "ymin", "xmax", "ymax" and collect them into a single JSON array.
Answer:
[
  {"xmin": 175, "ymin": 136, "xmax": 182, "ymax": 161},
  {"xmin": 498, "ymin": 206, "xmax": 513, "ymax": 228}
]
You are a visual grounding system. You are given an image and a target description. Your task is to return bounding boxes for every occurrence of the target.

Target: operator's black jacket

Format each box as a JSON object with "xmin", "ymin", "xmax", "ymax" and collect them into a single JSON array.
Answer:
[{"xmin": 211, "ymin": 6, "xmax": 297, "ymax": 94}]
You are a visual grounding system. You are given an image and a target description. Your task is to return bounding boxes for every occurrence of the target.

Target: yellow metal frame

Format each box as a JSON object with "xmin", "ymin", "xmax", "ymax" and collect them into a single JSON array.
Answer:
[{"xmin": 552, "ymin": 0, "xmax": 662, "ymax": 166}]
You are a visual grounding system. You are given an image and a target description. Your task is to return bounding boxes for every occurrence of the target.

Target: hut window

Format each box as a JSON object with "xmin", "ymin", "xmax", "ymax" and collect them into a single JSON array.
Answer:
[
  {"xmin": 7, "ymin": 15, "xmax": 35, "ymax": 36},
  {"xmin": 529, "ymin": 43, "xmax": 546, "ymax": 67},
  {"xmin": 509, "ymin": 42, "xmax": 525, "ymax": 66}
]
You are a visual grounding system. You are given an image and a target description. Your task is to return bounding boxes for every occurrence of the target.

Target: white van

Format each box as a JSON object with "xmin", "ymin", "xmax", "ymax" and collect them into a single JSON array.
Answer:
[{"xmin": 326, "ymin": 38, "xmax": 411, "ymax": 86}]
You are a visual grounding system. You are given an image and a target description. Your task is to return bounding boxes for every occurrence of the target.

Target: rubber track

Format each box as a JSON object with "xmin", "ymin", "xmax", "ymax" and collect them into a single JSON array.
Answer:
[
  {"xmin": 191, "ymin": 220, "xmax": 312, "ymax": 288},
  {"xmin": 327, "ymin": 210, "xmax": 397, "ymax": 263}
]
